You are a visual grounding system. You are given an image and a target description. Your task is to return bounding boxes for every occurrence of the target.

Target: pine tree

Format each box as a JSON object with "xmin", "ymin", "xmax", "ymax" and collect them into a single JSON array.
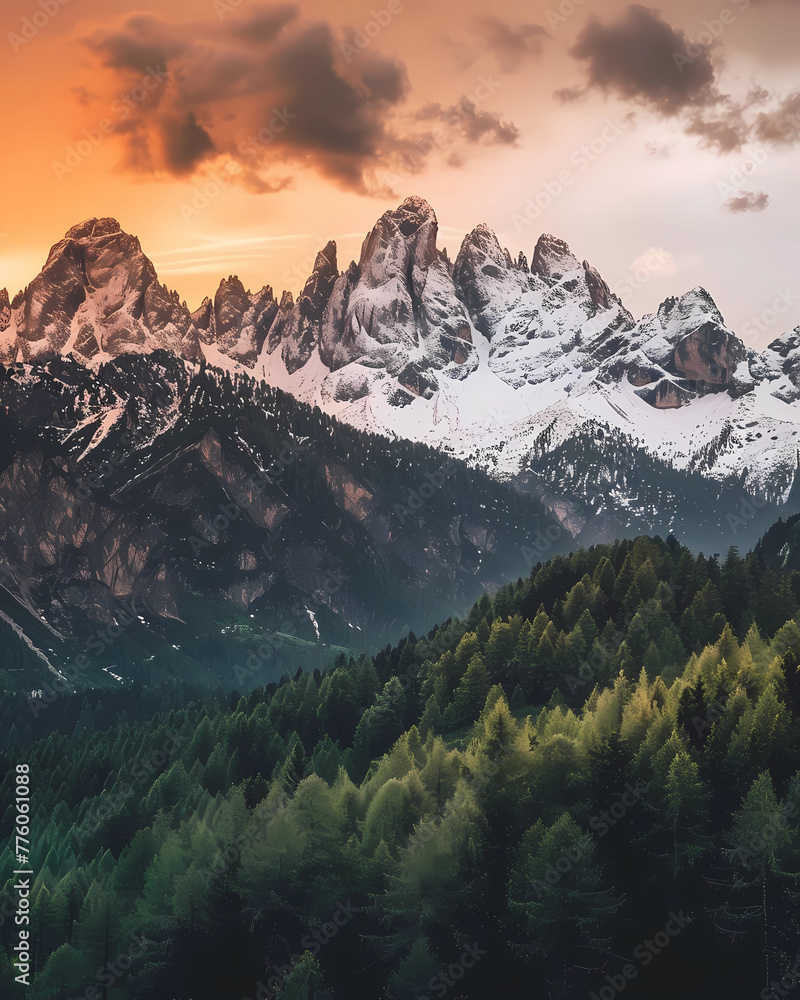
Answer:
[
  {"xmin": 662, "ymin": 750, "xmax": 710, "ymax": 878},
  {"xmin": 592, "ymin": 556, "xmax": 616, "ymax": 595},
  {"xmin": 444, "ymin": 654, "xmax": 491, "ymax": 730},
  {"xmin": 717, "ymin": 772, "xmax": 797, "ymax": 992},
  {"xmin": 387, "ymin": 937, "xmax": 440, "ymax": 1000},
  {"xmin": 484, "ymin": 620, "xmax": 515, "ymax": 672},
  {"xmin": 508, "ymin": 813, "xmax": 620, "ymax": 961},
  {"xmin": 273, "ymin": 951, "xmax": 327, "ymax": 999}
]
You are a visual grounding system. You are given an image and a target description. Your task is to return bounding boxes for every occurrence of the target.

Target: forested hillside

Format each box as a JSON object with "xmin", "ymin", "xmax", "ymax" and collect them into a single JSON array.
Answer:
[
  {"xmin": 0, "ymin": 352, "xmax": 554, "ymax": 693},
  {"xmin": 754, "ymin": 512, "xmax": 800, "ymax": 573},
  {"xmin": 2, "ymin": 535, "xmax": 800, "ymax": 999}
]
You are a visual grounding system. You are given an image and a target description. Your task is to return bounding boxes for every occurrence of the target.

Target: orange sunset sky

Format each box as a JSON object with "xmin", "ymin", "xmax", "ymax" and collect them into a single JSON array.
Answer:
[{"xmin": 1, "ymin": 0, "xmax": 799, "ymax": 347}]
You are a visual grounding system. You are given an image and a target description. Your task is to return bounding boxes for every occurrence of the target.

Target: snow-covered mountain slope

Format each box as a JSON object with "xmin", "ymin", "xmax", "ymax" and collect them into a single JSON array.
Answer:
[
  {"xmin": 3, "ymin": 199, "xmax": 800, "ymax": 506},
  {"xmin": 252, "ymin": 202, "xmax": 800, "ymax": 503},
  {"xmin": 253, "ymin": 198, "xmax": 798, "ymax": 503}
]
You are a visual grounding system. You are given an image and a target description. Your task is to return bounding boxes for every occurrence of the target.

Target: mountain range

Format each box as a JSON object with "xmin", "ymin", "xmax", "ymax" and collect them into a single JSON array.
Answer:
[
  {"xmin": 3, "ymin": 199, "xmax": 800, "ymax": 505},
  {"xmin": 1, "ymin": 198, "xmax": 799, "ymax": 689}
]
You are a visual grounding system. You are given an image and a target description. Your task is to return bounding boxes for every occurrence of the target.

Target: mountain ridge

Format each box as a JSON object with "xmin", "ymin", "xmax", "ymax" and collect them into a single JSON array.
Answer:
[{"xmin": 3, "ymin": 197, "xmax": 800, "ymax": 509}]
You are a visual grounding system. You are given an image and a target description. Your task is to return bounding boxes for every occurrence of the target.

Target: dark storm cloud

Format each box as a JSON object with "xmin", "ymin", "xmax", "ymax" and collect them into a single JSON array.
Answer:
[
  {"xmin": 414, "ymin": 98, "xmax": 520, "ymax": 146},
  {"xmin": 684, "ymin": 104, "xmax": 752, "ymax": 153},
  {"xmin": 225, "ymin": 5, "xmax": 299, "ymax": 44},
  {"xmin": 559, "ymin": 3, "xmax": 799, "ymax": 214},
  {"xmin": 359, "ymin": 51, "xmax": 410, "ymax": 104},
  {"xmin": 81, "ymin": 5, "xmax": 518, "ymax": 193},
  {"xmin": 723, "ymin": 190, "xmax": 770, "ymax": 213},
  {"xmin": 468, "ymin": 16, "xmax": 549, "ymax": 70},
  {"xmin": 553, "ymin": 85, "xmax": 588, "ymax": 104},
  {"xmin": 569, "ymin": 5, "xmax": 719, "ymax": 116},
  {"xmin": 83, "ymin": 9, "xmax": 405, "ymax": 188},
  {"xmin": 84, "ymin": 13, "xmax": 185, "ymax": 73},
  {"xmin": 754, "ymin": 92, "xmax": 800, "ymax": 146},
  {"xmin": 162, "ymin": 113, "xmax": 216, "ymax": 174}
]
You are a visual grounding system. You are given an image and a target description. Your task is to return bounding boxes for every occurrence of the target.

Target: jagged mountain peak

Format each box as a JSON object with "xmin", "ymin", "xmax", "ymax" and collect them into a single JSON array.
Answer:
[
  {"xmin": 455, "ymin": 223, "xmax": 503, "ymax": 262},
  {"xmin": 256, "ymin": 197, "xmax": 477, "ymax": 387},
  {"xmin": 7, "ymin": 200, "xmax": 800, "ymax": 504},
  {"xmin": 359, "ymin": 196, "xmax": 439, "ymax": 274},
  {"xmin": 209, "ymin": 275, "xmax": 280, "ymax": 365},
  {"xmin": 64, "ymin": 217, "xmax": 124, "ymax": 241},
  {"xmin": 44, "ymin": 218, "xmax": 150, "ymax": 276},
  {"xmin": 658, "ymin": 286, "xmax": 725, "ymax": 332},
  {"xmin": 0, "ymin": 214, "xmax": 204, "ymax": 365},
  {"xmin": 47, "ymin": 217, "xmax": 149, "ymax": 277},
  {"xmin": 219, "ymin": 274, "xmax": 247, "ymax": 293},
  {"xmin": 395, "ymin": 194, "xmax": 437, "ymax": 222},
  {"xmin": 532, "ymin": 234, "xmax": 581, "ymax": 281},
  {"xmin": 452, "ymin": 222, "xmax": 540, "ymax": 339},
  {"xmin": 455, "ymin": 222, "xmax": 534, "ymax": 277},
  {"xmin": 528, "ymin": 234, "xmax": 627, "ymax": 321},
  {"xmin": 317, "ymin": 239, "xmax": 338, "ymax": 263},
  {"xmin": 368, "ymin": 195, "xmax": 438, "ymax": 243},
  {"xmin": 303, "ymin": 241, "xmax": 338, "ymax": 295},
  {"xmin": 768, "ymin": 326, "xmax": 800, "ymax": 357}
]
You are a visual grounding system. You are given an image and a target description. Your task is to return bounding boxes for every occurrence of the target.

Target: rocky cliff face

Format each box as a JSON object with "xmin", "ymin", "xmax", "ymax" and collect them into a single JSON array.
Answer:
[
  {"xmin": 670, "ymin": 322, "xmax": 742, "ymax": 385},
  {"xmin": 258, "ymin": 197, "xmax": 479, "ymax": 404},
  {"xmin": 0, "ymin": 352, "xmax": 552, "ymax": 673},
  {"xmin": 762, "ymin": 327, "xmax": 800, "ymax": 402},
  {"xmin": 601, "ymin": 286, "xmax": 751, "ymax": 404},
  {"xmin": 452, "ymin": 223, "xmax": 542, "ymax": 340},
  {"xmin": 450, "ymin": 227, "xmax": 636, "ymax": 391},
  {"xmin": 0, "ymin": 288, "xmax": 10, "ymax": 337},
  {"xmin": 191, "ymin": 277, "xmax": 278, "ymax": 366},
  {"xmin": 655, "ymin": 290, "xmax": 745, "ymax": 386},
  {"xmin": 640, "ymin": 378, "xmax": 695, "ymax": 410},
  {"xmin": 284, "ymin": 242, "xmax": 338, "ymax": 374},
  {"xmin": 1, "ymin": 218, "xmax": 203, "ymax": 364},
  {"xmin": 0, "ymin": 444, "xmax": 175, "ymax": 634}
]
